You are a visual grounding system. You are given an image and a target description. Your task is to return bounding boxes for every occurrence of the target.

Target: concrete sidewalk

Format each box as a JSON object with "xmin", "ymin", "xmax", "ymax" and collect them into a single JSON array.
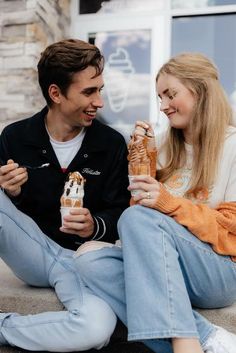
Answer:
[{"xmin": 0, "ymin": 259, "xmax": 236, "ymax": 352}]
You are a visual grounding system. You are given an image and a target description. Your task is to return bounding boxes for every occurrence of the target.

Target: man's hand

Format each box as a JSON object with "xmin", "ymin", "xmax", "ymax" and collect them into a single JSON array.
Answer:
[
  {"xmin": 60, "ymin": 207, "xmax": 95, "ymax": 238},
  {"xmin": 0, "ymin": 159, "xmax": 28, "ymax": 197}
]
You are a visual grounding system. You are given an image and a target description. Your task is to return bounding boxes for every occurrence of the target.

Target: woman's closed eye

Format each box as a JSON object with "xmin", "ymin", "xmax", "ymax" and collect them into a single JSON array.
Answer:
[{"xmin": 168, "ymin": 90, "xmax": 177, "ymax": 100}]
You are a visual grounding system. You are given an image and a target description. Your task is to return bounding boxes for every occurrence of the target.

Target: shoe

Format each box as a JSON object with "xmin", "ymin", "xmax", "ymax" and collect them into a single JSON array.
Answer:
[{"xmin": 203, "ymin": 325, "xmax": 236, "ymax": 353}]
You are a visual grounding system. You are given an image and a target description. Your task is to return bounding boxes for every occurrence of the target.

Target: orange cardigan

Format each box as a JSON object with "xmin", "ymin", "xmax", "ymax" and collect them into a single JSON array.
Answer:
[{"xmin": 152, "ymin": 184, "xmax": 236, "ymax": 261}]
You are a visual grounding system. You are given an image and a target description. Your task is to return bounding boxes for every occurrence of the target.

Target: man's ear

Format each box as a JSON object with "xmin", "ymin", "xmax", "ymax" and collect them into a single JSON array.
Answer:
[{"xmin": 48, "ymin": 84, "xmax": 62, "ymax": 104}]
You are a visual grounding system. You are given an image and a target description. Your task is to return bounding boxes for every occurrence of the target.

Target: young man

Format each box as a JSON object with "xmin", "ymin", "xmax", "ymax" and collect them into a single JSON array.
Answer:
[
  {"xmin": 0, "ymin": 39, "xmax": 129, "ymax": 351},
  {"xmin": 0, "ymin": 39, "xmax": 129, "ymax": 250}
]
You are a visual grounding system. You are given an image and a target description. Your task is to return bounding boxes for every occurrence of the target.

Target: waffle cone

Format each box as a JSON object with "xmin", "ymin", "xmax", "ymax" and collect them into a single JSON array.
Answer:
[
  {"xmin": 128, "ymin": 162, "xmax": 150, "ymax": 176},
  {"xmin": 60, "ymin": 197, "xmax": 83, "ymax": 208},
  {"xmin": 128, "ymin": 125, "xmax": 157, "ymax": 178}
]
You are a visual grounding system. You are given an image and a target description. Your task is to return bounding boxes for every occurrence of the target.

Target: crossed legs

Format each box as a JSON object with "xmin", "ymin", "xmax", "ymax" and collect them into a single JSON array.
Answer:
[
  {"xmin": 76, "ymin": 205, "xmax": 236, "ymax": 353},
  {"xmin": 0, "ymin": 190, "xmax": 116, "ymax": 351}
]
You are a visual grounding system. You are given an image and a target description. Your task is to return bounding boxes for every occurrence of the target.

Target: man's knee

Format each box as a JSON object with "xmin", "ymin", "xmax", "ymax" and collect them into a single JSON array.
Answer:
[
  {"xmin": 75, "ymin": 247, "xmax": 109, "ymax": 285},
  {"xmin": 73, "ymin": 294, "xmax": 117, "ymax": 349}
]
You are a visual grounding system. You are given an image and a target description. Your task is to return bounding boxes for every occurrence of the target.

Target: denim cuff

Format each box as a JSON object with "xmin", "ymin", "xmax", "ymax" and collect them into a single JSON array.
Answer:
[{"xmin": 0, "ymin": 313, "xmax": 11, "ymax": 344}]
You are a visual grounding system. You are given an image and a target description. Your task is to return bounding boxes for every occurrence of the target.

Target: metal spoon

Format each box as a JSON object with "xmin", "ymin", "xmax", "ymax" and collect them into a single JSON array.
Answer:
[{"xmin": 22, "ymin": 163, "xmax": 50, "ymax": 170}]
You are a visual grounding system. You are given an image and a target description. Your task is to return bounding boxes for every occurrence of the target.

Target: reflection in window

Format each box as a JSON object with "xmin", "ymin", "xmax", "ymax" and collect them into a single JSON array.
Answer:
[
  {"xmin": 79, "ymin": 0, "xmax": 164, "ymax": 14},
  {"xmin": 79, "ymin": 0, "xmax": 107, "ymax": 14},
  {"xmin": 89, "ymin": 30, "xmax": 151, "ymax": 139},
  {"xmin": 172, "ymin": 14, "xmax": 236, "ymax": 121},
  {"xmin": 104, "ymin": 47, "xmax": 135, "ymax": 113},
  {"xmin": 172, "ymin": 0, "xmax": 236, "ymax": 8}
]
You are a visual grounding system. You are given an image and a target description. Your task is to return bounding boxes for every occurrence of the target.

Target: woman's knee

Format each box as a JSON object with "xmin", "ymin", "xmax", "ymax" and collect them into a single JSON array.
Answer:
[
  {"xmin": 118, "ymin": 207, "xmax": 181, "ymax": 255},
  {"xmin": 118, "ymin": 205, "xmax": 165, "ymax": 230},
  {"xmin": 118, "ymin": 205, "xmax": 144, "ymax": 226},
  {"xmin": 118, "ymin": 205, "xmax": 164, "ymax": 241}
]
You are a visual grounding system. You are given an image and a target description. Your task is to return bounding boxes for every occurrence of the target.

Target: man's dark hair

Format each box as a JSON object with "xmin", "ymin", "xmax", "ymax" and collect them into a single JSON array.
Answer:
[{"xmin": 37, "ymin": 39, "xmax": 104, "ymax": 106}]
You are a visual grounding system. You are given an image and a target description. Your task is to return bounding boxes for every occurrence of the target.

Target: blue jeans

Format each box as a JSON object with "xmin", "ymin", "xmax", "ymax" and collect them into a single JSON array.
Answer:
[
  {"xmin": 0, "ymin": 190, "xmax": 116, "ymax": 352},
  {"xmin": 76, "ymin": 205, "xmax": 236, "ymax": 353}
]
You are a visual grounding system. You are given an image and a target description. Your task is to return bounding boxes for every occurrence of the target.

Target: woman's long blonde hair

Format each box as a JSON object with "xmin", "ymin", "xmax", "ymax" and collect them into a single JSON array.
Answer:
[{"xmin": 156, "ymin": 53, "xmax": 233, "ymax": 193}]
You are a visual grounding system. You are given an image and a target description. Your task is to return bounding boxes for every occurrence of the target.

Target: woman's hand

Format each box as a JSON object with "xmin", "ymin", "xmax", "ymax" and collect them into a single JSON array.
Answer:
[
  {"xmin": 132, "ymin": 121, "xmax": 155, "ymax": 141},
  {"xmin": 128, "ymin": 175, "xmax": 160, "ymax": 208}
]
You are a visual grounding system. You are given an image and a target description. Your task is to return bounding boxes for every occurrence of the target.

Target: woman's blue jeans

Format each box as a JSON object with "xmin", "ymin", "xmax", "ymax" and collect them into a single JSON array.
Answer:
[
  {"xmin": 76, "ymin": 205, "xmax": 236, "ymax": 353},
  {"xmin": 0, "ymin": 190, "xmax": 116, "ymax": 351}
]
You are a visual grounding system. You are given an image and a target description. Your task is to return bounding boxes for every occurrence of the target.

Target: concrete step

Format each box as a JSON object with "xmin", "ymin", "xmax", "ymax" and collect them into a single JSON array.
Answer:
[{"xmin": 0, "ymin": 259, "xmax": 236, "ymax": 352}]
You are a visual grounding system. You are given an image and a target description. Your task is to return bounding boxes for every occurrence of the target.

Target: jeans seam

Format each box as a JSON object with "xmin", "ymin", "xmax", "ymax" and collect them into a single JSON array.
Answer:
[
  {"xmin": 161, "ymin": 216, "xmax": 236, "ymax": 267},
  {"xmin": 162, "ymin": 230, "xmax": 176, "ymax": 332},
  {"xmin": 159, "ymin": 218, "xmax": 202, "ymax": 336},
  {"xmin": 48, "ymin": 249, "xmax": 84, "ymax": 308},
  {"xmin": 174, "ymin": 231, "xmax": 235, "ymax": 267},
  {"xmin": 2, "ymin": 210, "xmax": 58, "ymax": 259},
  {"xmin": 2, "ymin": 317, "xmax": 70, "ymax": 329}
]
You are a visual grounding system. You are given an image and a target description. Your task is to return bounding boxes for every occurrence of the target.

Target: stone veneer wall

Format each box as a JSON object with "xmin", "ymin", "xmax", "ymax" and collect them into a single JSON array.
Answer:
[{"xmin": 0, "ymin": 0, "xmax": 71, "ymax": 131}]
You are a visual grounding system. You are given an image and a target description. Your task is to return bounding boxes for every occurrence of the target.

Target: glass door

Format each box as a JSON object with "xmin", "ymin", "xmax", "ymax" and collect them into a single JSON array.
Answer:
[{"xmin": 71, "ymin": 1, "xmax": 171, "ymax": 140}]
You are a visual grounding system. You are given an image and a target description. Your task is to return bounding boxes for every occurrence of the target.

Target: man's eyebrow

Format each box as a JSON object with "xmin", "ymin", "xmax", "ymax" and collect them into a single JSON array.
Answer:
[{"xmin": 82, "ymin": 84, "xmax": 104, "ymax": 92}]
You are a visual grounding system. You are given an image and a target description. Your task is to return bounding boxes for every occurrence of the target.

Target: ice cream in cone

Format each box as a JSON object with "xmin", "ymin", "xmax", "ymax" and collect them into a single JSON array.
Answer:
[
  {"xmin": 128, "ymin": 124, "xmax": 157, "ymax": 197},
  {"xmin": 128, "ymin": 124, "xmax": 157, "ymax": 177},
  {"xmin": 60, "ymin": 171, "xmax": 85, "ymax": 224}
]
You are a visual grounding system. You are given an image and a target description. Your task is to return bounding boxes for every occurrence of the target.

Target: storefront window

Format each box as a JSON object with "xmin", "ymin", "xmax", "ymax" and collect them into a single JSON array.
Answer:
[
  {"xmin": 172, "ymin": 13, "xmax": 236, "ymax": 115},
  {"xmin": 89, "ymin": 29, "xmax": 152, "ymax": 139}
]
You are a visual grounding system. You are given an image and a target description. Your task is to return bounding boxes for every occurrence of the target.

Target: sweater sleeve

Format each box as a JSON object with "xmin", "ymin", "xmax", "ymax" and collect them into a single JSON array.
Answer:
[{"xmin": 154, "ymin": 184, "xmax": 236, "ymax": 259}]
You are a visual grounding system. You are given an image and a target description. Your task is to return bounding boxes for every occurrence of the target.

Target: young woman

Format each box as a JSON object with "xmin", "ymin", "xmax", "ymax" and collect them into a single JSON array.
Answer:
[{"xmin": 76, "ymin": 53, "xmax": 236, "ymax": 353}]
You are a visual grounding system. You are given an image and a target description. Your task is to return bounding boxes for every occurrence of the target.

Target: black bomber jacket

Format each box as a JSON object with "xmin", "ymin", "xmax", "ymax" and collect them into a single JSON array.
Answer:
[{"xmin": 0, "ymin": 107, "xmax": 130, "ymax": 250}]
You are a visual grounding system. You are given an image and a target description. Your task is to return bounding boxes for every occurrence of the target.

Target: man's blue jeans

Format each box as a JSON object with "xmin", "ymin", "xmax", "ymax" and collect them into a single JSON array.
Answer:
[
  {"xmin": 76, "ymin": 205, "xmax": 236, "ymax": 353},
  {"xmin": 0, "ymin": 190, "xmax": 116, "ymax": 351}
]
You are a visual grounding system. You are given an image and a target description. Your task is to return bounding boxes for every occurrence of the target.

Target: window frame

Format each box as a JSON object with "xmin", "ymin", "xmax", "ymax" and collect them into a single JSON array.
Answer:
[
  {"xmin": 70, "ymin": 1, "xmax": 236, "ymax": 130},
  {"xmin": 172, "ymin": 4, "xmax": 236, "ymax": 17}
]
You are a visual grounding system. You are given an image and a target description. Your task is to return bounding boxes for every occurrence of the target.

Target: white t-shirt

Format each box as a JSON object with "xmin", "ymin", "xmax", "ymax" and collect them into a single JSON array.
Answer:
[
  {"xmin": 157, "ymin": 126, "xmax": 236, "ymax": 208},
  {"xmin": 49, "ymin": 129, "xmax": 86, "ymax": 169}
]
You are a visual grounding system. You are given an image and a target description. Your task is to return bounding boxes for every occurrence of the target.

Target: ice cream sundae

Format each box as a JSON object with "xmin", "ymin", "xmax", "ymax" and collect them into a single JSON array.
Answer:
[{"xmin": 60, "ymin": 171, "xmax": 85, "ymax": 224}]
